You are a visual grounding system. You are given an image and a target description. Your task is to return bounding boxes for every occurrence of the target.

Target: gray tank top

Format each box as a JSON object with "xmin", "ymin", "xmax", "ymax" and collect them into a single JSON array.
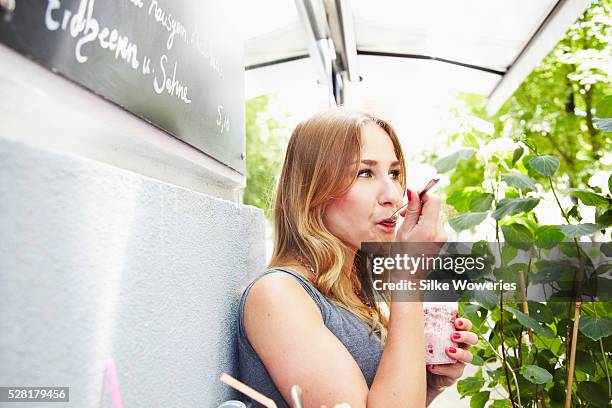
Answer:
[{"xmin": 237, "ymin": 268, "xmax": 383, "ymax": 407}]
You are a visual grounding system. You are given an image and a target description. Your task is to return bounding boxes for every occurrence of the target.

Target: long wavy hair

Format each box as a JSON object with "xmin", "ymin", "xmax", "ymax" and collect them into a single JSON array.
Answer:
[{"xmin": 267, "ymin": 107, "xmax": 407, "ymax": 345}]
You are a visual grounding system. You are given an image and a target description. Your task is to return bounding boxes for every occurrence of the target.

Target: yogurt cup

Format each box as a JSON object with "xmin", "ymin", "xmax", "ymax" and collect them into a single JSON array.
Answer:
[{"xmin": 423, "ymin": 302, "xmax": 459, "ymax": 365}]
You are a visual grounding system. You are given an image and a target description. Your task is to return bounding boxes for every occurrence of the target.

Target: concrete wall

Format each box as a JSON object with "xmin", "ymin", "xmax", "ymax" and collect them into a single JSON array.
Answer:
[
  {"xmin": 0, "ymin": 45, "xmax": 266, "ymax": 407},
  {"xmin": 0, "ymin": 136, "xmax": 266, "ymax": 407}
]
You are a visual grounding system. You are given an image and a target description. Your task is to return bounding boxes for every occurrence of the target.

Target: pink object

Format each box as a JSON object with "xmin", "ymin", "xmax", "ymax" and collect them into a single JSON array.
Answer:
[
  {"xmin": 423, "ymin": 302, "xmax": 458, "ymax": 365},
  {"xmin": 104, "ymin": 359, "xmax": 123, "ymax": 408}
]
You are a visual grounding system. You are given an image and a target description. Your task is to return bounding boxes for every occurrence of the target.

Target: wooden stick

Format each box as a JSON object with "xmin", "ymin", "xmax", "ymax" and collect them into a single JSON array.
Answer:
[
  {"xmin": 564, "ymin": 301, "xmax": 582, "ymax": 408},
  {"xmin": 220, "ymin": 373, "xmax": 278, "ymax": 408}
]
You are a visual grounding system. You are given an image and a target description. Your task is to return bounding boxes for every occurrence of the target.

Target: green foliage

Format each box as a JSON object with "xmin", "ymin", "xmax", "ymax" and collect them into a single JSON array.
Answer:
[
  {"xmin": 594, "ymin": 95, "xmax": 612, "ymax": 132},
  {"xmin": 244, "ymin": 95, "xmax": 291, "ymax": 219},
  {"xmin": 449, "ymin": 212, "xmax": 488, "ymax": 232},
  {"xmin": 425, "ymin": 2, "xmax": 612, "ymax": 406},
  {"xmin": 501, "ymin": 224, "xmax": 533, "ymax": 250},
  {"xmin": 528, "ymin": 156, "xmax": 560, "ymax": 178},
  {"xmin": 492, "ymin": 198, "xmax": 541, "ymax": 221},
  {"xmin": 434, "ymin": 148, "xmax": 476, "ymax": 173},
  {"xmin": 501, "ymin": 173, "xmax": 537, "ymax": 191},
  {"xmin": 559, "ymin": 223, "xmax": 608, "ymax": 238},
  {"xmin": 505, "ymin": 307, "xmax": 555, "ymax": 338},
  {"xmin": 579, "ymin": 316, "xmax": 612, "ymax": 341},
  {"xmin": 521, "ymin": 365, "xmax": 553, "ymax": 384}
]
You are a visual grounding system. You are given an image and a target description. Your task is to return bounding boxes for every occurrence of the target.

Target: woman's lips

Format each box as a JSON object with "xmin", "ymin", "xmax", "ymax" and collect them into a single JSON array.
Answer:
[{"xmin": 376, "ymin": 219, "xmax": 397, "ymax": 233}]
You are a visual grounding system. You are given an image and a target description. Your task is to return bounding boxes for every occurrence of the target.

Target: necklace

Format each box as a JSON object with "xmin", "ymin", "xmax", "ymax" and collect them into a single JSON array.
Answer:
[{"xmin": 296, "ymin": 256, "xmax": 374, "ymax": 308}]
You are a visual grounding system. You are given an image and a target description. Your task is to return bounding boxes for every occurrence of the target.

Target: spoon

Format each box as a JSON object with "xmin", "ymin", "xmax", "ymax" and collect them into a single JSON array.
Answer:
[{"xmin": 388, "ymin": 178, "xmax": 440, "ymax": 219}]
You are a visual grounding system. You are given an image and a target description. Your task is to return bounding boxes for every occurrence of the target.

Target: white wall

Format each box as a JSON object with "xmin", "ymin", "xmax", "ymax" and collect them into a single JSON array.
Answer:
[{"xmin": 0, "ymin": 45, "xmax": 265, "ymax": 407}]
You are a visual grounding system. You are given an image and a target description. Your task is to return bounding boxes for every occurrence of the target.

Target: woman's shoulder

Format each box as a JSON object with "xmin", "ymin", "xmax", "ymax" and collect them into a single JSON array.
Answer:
[
  {"xmin": 241, "ymin": 267, "xmax": 325, "ymax": 342},
  {"xmin": 242, "ymin": 267, "xmax": 321, "ymax": 313}
]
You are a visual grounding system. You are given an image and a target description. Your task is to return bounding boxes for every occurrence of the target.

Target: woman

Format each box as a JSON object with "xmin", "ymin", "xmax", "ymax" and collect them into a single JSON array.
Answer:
[{"xmin": 237, "ymin": 108, "xmax": 478, "ymax": 407}]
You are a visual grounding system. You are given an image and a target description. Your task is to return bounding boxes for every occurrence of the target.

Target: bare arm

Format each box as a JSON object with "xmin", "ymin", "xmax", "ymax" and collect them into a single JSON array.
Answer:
[{"xmin": 368, "ymin": 301, "xmax": 426, "ymax": 407}]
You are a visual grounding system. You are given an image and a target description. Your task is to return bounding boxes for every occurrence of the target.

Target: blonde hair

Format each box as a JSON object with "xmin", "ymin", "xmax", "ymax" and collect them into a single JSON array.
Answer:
[{"xmin": 267, "ymin": 107, "xmax": 407, "ymax": 345}]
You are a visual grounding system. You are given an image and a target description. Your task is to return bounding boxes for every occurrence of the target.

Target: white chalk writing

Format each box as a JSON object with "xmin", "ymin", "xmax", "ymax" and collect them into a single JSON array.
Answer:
[
  {"xmin": 148, "ymin": 0, "xmax": 188, "ymax": 51},
  {"xmin": 153, "ymin": 55, "xmax": 191, "ymax": 104}
]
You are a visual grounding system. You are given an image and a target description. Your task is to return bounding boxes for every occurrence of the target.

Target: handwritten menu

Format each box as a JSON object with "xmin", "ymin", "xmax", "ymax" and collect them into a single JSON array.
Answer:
[{"xmin": 0, "ymin": 0, "xmax": 244, "ymax": 173}]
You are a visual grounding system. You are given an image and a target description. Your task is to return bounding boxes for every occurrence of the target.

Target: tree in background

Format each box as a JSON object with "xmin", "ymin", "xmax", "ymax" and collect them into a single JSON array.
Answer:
[
  {"xmin": 424, "ymin": 1, "xmax": 612, "ymax": 407},
  {"xmin": 436, "ymin": 0, "xmax": 611, "ymax": 199},
  {"xmin": 244, "ymin": 95, "xmax": 291, "ymax": 219}
]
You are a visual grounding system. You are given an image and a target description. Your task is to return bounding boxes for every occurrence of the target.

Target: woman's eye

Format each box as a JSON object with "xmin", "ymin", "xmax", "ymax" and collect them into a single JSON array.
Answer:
[
  {"xmin": 358, "ymin": 169, "xmax": 372, "ymax": 177},
  {"xmin": 390, "ymin": 170, "xmax": 401, "ymax": 179}
]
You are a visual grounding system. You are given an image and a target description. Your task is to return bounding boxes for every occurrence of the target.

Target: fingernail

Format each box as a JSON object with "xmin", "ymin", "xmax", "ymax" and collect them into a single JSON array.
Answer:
[
  {"xmin": 407, "ymin": 189, "xmax": 412, "ymax": 202},
  {"xmin": 452, "ymin": 332, "xmax": 461, "ymax": 340},
  {"xmin": 457, "ymin": 319, "xmax": 463, "ymax": 327},
  {"xmin": 449, "ymin": 346, "xmax": 457, "ymax": 353},
  {"xmin": 430, "ymin": 365, "xmax": 436, "ymax": 370}
]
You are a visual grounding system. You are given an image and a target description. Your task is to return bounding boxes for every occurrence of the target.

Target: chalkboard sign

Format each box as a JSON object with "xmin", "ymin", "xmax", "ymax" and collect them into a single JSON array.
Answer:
[{"xmin": 0, "ymin": 0, "xmax": 245, "ymax": 174}]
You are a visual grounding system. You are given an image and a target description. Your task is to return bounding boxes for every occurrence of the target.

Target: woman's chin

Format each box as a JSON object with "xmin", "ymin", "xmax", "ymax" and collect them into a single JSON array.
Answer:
[{"xmin": 371, "ymin": 230, "xmax": 395, "ymax": 242}]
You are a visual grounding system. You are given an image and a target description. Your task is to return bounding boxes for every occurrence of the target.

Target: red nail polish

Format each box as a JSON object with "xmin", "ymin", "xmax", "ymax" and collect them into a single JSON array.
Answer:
[
  {"xmin": 449, "ymin": 346, "xmax": 457, "ymax": 353},
  {"xmin": 457, "ymin": 320, "xmax": 463, "ymax": 327},
  {"xmin": 452, "ymin": 332, "xmax": 461, "ymax": 340},
  {"xmin": 407, "ymin": 189, "xmax": 412, "ymax": 202}
]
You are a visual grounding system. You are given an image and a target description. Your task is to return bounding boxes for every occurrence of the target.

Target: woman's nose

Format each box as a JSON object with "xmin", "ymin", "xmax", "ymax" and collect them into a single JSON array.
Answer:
[{"xmin": 377, "ymin": 178, "xmax": 403, "ymax": 208}]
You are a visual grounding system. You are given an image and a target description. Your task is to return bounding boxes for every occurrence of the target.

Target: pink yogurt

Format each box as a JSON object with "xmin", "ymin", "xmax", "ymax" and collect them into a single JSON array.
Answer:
[{"xmin": 423, "ymin": 302, "xmax": 458, "ymax": 365}]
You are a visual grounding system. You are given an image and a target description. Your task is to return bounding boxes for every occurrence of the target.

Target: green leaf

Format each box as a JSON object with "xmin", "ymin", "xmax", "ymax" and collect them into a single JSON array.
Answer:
[
  {"xmin": 595, "ymin": 95, "xmax": 612, "ymax": 118},
  {"xmin": 534, "ymin": 225, "xmax": 565, "ymax": 249},
  {"xmin": 489, "ymin": 400, "xmax": 511, "ymax": 408},
  {"xmin": 449, "ymin": 212, "xmax": 488, "ymax": 232},
  {"xmin": 577, "ymin": 381, "xmax": 608, "ymax": 408},
  {"xmin": 567, "ymin": 205, "xmax": 582, "ymax": 222},
  {"xmin": 595, "ymin": 208, "xmax": 612, "ymax": 226},
  {"xmin": 578, "ymin": 316, "xmax": 612, "ymax": 341},
  {"xmin": 457, "ymin": 376, "xmax": 484, "ymax": 395},
  {"xmin": 502, "ymin": 173, "xmax": 537, "ymax": 190},
  {"xmin": 501, "ymin": 224, "xmax": 533, "ymax": 251},
  {"xmin": 492, "ymin": 197, "xmax": 540, "ymax": 220},
  {"xmin": 559, "ymin": 223, "xmax": 608, "ymax": 238},
  {"xmin": 461, "ymin": 304, "xmax": 487, "ymax": 328},
  {"xmin": 533, "ymin": 260, "xmax": 572, "ymax": 283},
  {"xmin": 521, "ymin": 365, "xmax": 553, "ymax": 384},
  {"xmin": 511, "ymin": 146, "xmax": 524, "ymax": 166},
  {"xmin": 505, "ymin": 306, "xmax": 555, "ymax": 338},
  {"xmin": 470, "ymin": 391, "xmax": 490, "ymax": 408},
  {"xmin": 470, "ymin": 354, "xmax": 484, "ymax": 366},
  {"xmin": 526, "ymin": 301, "xmax": 554, "ymax": 324},
  {"xmin": 462, "ymin": 133, "xmax": 480, "ymax": 148},
  {"xmin": 473, "ymin": 290, "xmax": 499, "ymax": 310},
  {"xmin": 570, "ymin": 189, "xmax": 610, "ymax": 207},
  {"xmin": 529, "ymin": 155, "xmax": 560, "ymax": 177},
  {"xmin": 594, "ymin": 117, "xmax": 612, "ymax": 132},
  {"xmin": 550, "ymin": 382, "xmax": 565, "ymax": 402},
  {"xmin": 602, "ymin": 241, "xmax": 612, "ymax": 257},
  {"xmin": 470, "ymin": 194, "xmax": 494, "ymax": 212},
  {"xmin": 609, "ymin": 174, "xmax": 612, "ymax": 196},
  {"xmin": 595, "ymin": 263, "xmax": 612, "ymax": 276},
  {"xmin": 501, "ymin": 244, "xmax": 518, "ymax": 264},
  {"xmin": 434, "ymin": 149, "xmax": 476, "ymax": 173},
  {"xmin": 447, "ymin": 191, "xmax": 494, "ymax": 212}
]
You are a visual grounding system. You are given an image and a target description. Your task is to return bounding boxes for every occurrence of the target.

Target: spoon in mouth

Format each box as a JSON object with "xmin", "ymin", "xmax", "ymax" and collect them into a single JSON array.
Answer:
[{"xmin": 387, "ymin": 178, "xmax": 440, "ymax": 220}]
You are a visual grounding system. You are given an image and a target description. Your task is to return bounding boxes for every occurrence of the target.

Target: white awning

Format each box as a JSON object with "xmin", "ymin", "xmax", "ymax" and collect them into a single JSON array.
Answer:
[
  {"xmin": 243, "ymin": 0, "xmax": 593, "ymax": 150},
  {"xmin": 244, "ymin": 0, "xmax": 592, "ymax": 108}
]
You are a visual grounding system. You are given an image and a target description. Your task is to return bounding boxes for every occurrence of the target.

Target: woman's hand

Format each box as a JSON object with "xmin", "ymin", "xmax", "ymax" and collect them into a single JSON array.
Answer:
[
  {"xmin": 391, "ymin": 191, "xmax": 448, "ymax": 284},
  {"xmin": 396, "ymin": 191, "xmax": 448, "ymax": 244},
  {"xmin": 426, "ymin": 316, "xmax": 478, "ymax": 391}
]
